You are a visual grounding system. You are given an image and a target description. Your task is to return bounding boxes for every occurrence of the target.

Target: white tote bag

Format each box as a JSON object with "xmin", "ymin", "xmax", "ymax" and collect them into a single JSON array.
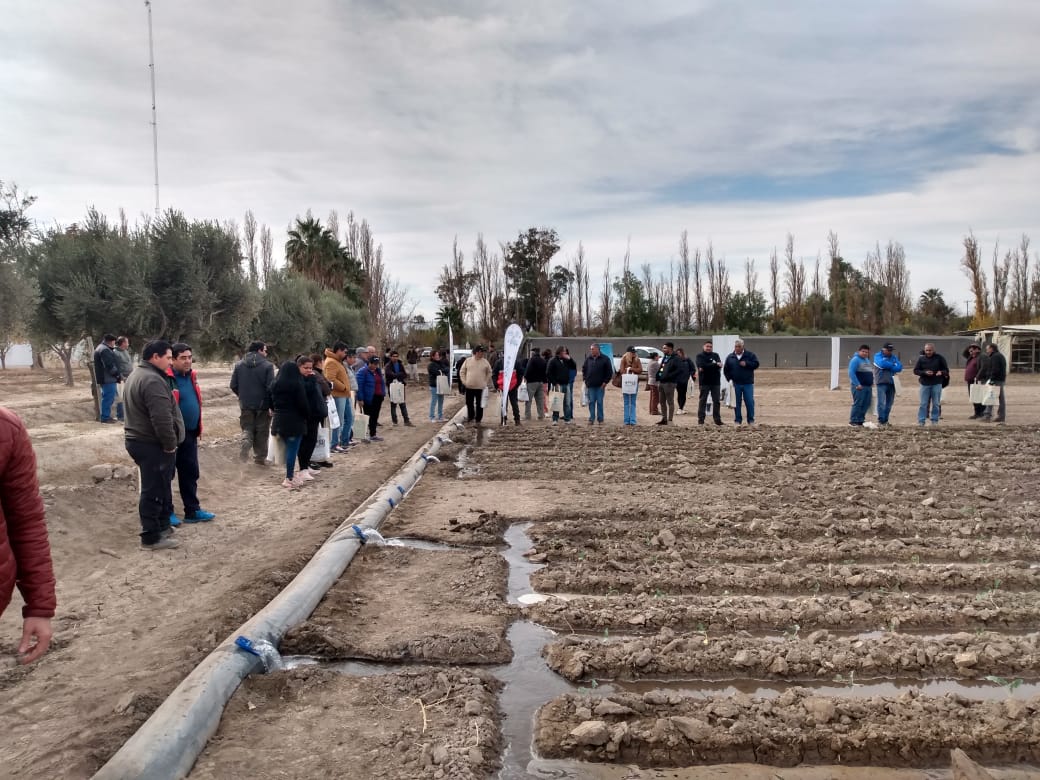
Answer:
[
  {"xmin": 312, "ymin": 426, "xmax": 331, "ymax": 461},
  {"xmin": 353, "ymin": 412, "xmax": 369, "ymax": 440},
  {"xmin": 968, "ymin": 383, "xmax": 988, "ymax": 404},
  {"xmin": 621, "ymin": 372, "xmax": 639, "ymax": 394},
  {"xmin": 389, "ymin": 381, "xmax": 405, "ymax": 404},
  {"xmin": 326, "ymin": 398, "xmax": 340, "ymax": 430},
  {"xmin": 722, "ymin": 381, "xmax": 734, "ymax": 407},
  {"xmin": 481, "ymin": 388, "xmax": 489, "ymax": 408},
  {"xmin": 981, "ymin": 384, "xmax": 999, "ymax": 406},
  {"xmin": 436, "ymin": 374, "xmax": 450, "ymax": 395},
  {"xmin": 549, "ymin": 390, "xmax": 565, "ymax": 413},
  {"xmin": 517, "ymin": 380, "xmax": 530, "ymax": 402},
  {"xmin": 270, "ymin": 434, "xmax": 287, "ymax": 466}
]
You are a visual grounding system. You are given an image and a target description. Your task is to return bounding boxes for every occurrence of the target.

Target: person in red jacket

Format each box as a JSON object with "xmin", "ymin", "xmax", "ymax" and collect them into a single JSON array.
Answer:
[{"xmin": 0, "ymin": 407, "xmax": 57, "ymax": 665}]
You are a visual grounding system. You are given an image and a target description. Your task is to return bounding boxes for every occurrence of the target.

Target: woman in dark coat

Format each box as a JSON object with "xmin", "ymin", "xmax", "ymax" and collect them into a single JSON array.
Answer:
[
  {"xmin": 427, "ymin": 349, "xmax": 450, "ymax": 422},
  {"xmin": 296, "ymin": 355, "xmax": 327, "ymax": 479},
  {"xmin": 270, "ymin": 360, "xmax": 309, "ymax": 487}
]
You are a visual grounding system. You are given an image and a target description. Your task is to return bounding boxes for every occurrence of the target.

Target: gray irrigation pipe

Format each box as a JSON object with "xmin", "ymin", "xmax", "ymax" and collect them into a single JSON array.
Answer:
[{"xmin": 94, "ymin": 413, "xmax": 466, "ymax": 780}]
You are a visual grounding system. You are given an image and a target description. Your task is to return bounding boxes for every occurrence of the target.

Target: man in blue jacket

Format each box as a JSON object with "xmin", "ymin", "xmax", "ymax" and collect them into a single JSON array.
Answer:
[
  {"xmin": 355, "ymin": 356, "xmax": 386, "ymax": 441},
  {"xmin": 848, "ymin": 344, "xmax": 874, "ymax": 426},
  {"xmin": 872, "ymin": 342, "xmax": 903, "ymax": 426},
  {"xmin": 723, "ymin": 339, "xmax": 760, "ymax": 425}
]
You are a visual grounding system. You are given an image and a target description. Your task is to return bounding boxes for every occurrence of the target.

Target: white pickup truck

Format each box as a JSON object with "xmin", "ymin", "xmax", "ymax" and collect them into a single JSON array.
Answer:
[{"xmin": 612, "ymin": 345, "xmax": 660, "ymax": 373}]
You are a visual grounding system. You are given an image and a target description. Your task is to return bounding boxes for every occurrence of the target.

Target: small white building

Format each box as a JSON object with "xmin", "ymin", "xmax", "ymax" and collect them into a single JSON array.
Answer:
[{"xmin": 958, "ymin": 325, "xmax": 1040, "ymax": 373}]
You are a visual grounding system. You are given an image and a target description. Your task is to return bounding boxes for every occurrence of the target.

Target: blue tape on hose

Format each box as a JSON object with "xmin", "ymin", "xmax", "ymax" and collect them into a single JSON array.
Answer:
[
  {"xmin": 387, "ymin": 497, "xmax": 396, "ymax": 508},
  {"xmin": 397, "ymin": 485, "xmax": 405, "ymax": 495},
  {"xmin": 351, "ymin": 524, "xmax": 366, "ymax": 544}
]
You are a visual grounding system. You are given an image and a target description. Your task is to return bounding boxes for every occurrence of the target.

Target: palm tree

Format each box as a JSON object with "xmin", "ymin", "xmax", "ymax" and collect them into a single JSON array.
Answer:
[
  {"xmin": 285, "ymin": 216, "xmax": 363, "ymax": 301},
  {"xmin": 918, "ymin": 288, "xmax": 952, "ymax": 320}
]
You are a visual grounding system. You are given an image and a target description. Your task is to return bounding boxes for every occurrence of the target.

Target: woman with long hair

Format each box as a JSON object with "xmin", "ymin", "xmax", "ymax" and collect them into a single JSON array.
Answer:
[
  {"xmin": 427, "ymin": 349, "xmax": 449, "ymax": 422},
  {"xmin": 270, "ymin": 360, "xmax": 310, "ymax": 488},
  {"xmin": 295, "ymin": 355, "xmax": 326, "ymax": 481}
]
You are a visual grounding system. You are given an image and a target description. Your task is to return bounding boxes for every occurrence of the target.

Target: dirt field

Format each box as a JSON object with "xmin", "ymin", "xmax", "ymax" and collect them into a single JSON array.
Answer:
[{"xmin": 1, "ymin": 365, "xmax": 1039, "ymax": 779}]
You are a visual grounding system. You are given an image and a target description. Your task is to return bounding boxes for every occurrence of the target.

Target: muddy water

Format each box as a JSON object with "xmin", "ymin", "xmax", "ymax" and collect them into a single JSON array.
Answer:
[
  {"xmin": 494, "ymin": 621, "xmax": 577, "ymax": 779},
  {"xmin": 504, "ymin": 522, "xmax": 545, "ymax": 605}
]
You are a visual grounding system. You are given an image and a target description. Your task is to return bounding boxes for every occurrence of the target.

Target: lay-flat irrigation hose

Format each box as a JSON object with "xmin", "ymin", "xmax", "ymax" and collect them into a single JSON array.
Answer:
[{"xmin": 93, "ymin": 411, "xmax": 466, "ymax": 780}]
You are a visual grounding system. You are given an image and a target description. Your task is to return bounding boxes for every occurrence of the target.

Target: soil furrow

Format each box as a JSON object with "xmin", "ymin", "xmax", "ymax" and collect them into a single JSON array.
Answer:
[
  {"xmin": 542, "ymin": 627, "xmax": 1040, "ymax": 682},
  {"xmin": 526, "ymin": 533, "xmax": 1038, "ymax": 564},
  {"xmin": 524, "ymin": 591, "xmax": 1040, "ymax": 633},
  {"xmin": 532, "ymin": 561, "xmax": 1038, "ymax": 595},
  {"xmin": 535, "ymin": 688, "xmax": 1040, "ymax": 768}
]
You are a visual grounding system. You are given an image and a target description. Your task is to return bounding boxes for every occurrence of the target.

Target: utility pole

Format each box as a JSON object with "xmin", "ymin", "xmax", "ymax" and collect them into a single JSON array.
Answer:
[{"xmin": 145, "ymin": 0, "xmax": 160, "ymax": 219}]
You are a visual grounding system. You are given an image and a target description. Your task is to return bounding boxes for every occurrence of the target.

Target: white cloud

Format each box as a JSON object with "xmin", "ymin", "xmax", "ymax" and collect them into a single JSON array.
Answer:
[{"xmin": 2, "ymin": 0, "xmax": 1038, "ymax": 320}]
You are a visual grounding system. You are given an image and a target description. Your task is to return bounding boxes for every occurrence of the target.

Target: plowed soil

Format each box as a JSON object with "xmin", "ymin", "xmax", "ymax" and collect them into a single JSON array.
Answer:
[{"xmin": 4, "ymin": 365, "xmax": 1040, "ymax": 779}]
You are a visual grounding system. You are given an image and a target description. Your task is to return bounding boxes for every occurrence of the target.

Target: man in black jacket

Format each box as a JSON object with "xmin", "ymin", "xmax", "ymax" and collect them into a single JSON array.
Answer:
[
  {"xmin": 93, "ymin": 334, "xmax": 122, "ymax": 424},
  {"xmin": 695, "ymin": 341, "xmax": 724, "ymax": 426},
  {"xmin": 385, "ymin": 350, "xmax": 413, "ymax": 426},
  {"xmin": 656, "ymin": 342, "xmax": 682, "ymax": 425},
  {"xmin": 230, "ymin": 341, "xmax": 275, "ymax": 464},
  {"xmin": 523, "ymin": 347, "xmax": 547, "ymax": 421},
  {"xmin": 581, "ymin": 344, "xmax": 613, "ymax": 425},
  {"xmin": 976, "ymin": 342, "xmax": 1007, "ymax": 423},
  {"xmin": 912, "ymin": 343, "xmax": 949, "ymax": 426}
]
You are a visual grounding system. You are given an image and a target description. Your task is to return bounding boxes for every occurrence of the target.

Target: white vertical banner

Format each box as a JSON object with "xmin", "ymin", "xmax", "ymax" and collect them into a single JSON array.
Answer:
[
  {"xmin": 448, "ymin": 322, "xmax": 455, "ymax": 394},
  {"xmin": 830, "ymin": 336, "xmax": 841, "ymax": 390},
  {"xmin": 713, "ymin": 334, "xmax": 738, "ymax": 407},
  {"xmin": 500, "ymin": 324, "xmax": 523, "ymax": 422}
]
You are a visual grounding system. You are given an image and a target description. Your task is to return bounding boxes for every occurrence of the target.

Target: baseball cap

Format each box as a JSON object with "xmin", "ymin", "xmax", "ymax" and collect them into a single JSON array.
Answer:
[{"xmin": 882, "ymin": 342, "xmax": 895, "ymax": 350}]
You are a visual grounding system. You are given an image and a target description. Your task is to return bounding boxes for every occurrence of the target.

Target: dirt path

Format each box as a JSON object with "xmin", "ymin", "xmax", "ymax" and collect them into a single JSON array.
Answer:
[{"xmin": 0, "ymin": 366, "xmax": 461, "ymax": 778}]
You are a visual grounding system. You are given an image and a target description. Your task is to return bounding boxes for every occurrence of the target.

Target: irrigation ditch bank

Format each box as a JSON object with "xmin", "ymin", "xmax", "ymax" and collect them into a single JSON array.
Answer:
[{"xmin": 81, "ymin": 377, "xmax": 1040, "ymax": 778}]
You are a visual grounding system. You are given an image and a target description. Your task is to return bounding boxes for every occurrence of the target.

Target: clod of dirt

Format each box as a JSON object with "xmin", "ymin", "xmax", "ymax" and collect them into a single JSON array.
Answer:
[
  {"xmin": 535, "ymin": 688, "xmax": 1040, "ymax": 768},
  {"xmin": 89, "ymin": 464, "xmax": 115, "ymax": 482}
]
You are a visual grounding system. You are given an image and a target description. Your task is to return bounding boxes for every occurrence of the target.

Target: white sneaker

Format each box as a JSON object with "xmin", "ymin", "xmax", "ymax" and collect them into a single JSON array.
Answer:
[
  {"xmin": 307, "ymin": 468, "xmax": 321, "ymax": 477},
  {"xmin": 281, "ymin": 478, "xmax": 295, "ymax": 489},
  {"xmin": 292, "ymin": 473, "xmax": 309, "ymax": 487}
]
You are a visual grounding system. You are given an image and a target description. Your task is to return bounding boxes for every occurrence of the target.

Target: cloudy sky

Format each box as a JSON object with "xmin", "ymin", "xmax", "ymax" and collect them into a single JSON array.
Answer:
[{"xmin": 3, "ymin": 0, "xmax": 1039, "ymax": 320}]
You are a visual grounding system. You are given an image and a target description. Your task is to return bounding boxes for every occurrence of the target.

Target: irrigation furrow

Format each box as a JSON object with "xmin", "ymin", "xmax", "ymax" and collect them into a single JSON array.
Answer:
[{"xmin": 523, "ymin": 590, "xmax": 1040, "ymax": 633}]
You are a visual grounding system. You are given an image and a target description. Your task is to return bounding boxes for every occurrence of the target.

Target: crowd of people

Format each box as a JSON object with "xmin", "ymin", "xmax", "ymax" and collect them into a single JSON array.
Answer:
[
  {"xmin": 847, "ymin": 340, "xmax": 1008, "ymax": 426},
  {"xmin": 450, "ymin": 338, "xmax": 763, "ymax": 428},
  {"xmin": 87, "ymin": 333, "xmax": 1013, "ymax": 553},
  {"xmin": 230, "ymin": 342, "xmax": 459, "ymax": 493}
]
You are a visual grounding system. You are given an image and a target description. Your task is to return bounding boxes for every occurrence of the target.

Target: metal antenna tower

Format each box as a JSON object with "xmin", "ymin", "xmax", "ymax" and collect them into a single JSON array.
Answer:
[{"xmin": 145, "ymin": 0, "xmax": 160, "ymax": 218}]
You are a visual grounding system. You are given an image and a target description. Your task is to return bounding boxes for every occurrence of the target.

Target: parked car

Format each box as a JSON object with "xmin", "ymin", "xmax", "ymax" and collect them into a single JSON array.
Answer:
[
  {"xmin": 420, "ymin": 347, "xmax": 432, "ymax": 358},
  {"xmin": 612, "ymin": 345, "xmax": 659, "ymax": 373},
  {"xmin": 450, "ymin": 348, "xmax": 472, "ymax": 381}
]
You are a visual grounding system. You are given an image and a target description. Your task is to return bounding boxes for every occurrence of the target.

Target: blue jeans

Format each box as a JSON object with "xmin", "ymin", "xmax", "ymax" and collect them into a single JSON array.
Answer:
[
  {"xmin": 563, "ymin": 383, "xmax": 573, "ymax": 421},
  {"xmin": 340, "ymin": 397, "xmax": 354, "ymax": 444},
  {"xmin": 330, "ymin": 396, "xmax": 348, "ymax": 447},
  {"xmin": 876, "ymin": 383, "xmax": 895, "ymax": 424},
  {"xmin": 100, "ymin": 382, "xmax": 117, "ymax": 421},
  {"xmin": 283, "ymin": 435, "xmax": 302, "ymax": 479},
  {"xmin": 918, "ymin": 384, "xmax": 942, "ymax": 424},
  {"xmin": 623, "ymin": 392, "xmax": 637, "ymax": 424},
  {"xmin": 850, "ymin": 385, "xmax": 872, "ymax": 424},
  {"xmin": 732, "ymin": 383, "xmax": 755, "ymax": 424},
  {"xmin": 587, "ymin": 386, "xmax": 605, "ymax": 422},
  {"xmin": 429, "ymin": 389, "xmax": 444, "ymax": 420}
]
